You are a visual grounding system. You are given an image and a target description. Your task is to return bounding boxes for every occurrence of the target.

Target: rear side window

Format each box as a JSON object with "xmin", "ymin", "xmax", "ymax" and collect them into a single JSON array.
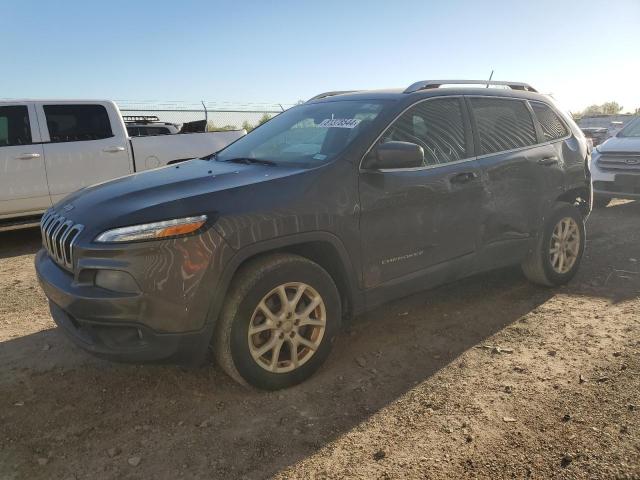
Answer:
[
  {"xmin": 0, "ymin": 106, "xmax": 32, "ymax": 146},
  {"xmin": 470, "ymin": 98, "xmax": 537, "ymax": 155},
  {"xmin": 530, "ymin": 101, "xmax": 568, "ymax": 141},
  {"xmin": 44, "ymin": 104, "xmax": 113, "ymax": 143},
  {"xmin": 382, "ymin": 97, "xmax": 468, "ymax": 166}
]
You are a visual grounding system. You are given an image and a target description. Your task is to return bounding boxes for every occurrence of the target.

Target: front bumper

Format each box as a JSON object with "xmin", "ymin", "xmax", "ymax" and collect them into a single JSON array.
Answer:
[
  {"xmin": 593, "ymin": 180, "xmax": 640, "ymax": 200},
  {"xmin": 590, "ymin": 152, "xmax": 640, "ymax": 199},
  {"xmin": 35, "ymin": 249, "xmax": 214, "ymax": 363}
]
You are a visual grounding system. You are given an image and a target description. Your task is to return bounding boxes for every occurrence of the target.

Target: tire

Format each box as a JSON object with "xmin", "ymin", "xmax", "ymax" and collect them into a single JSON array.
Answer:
[
  {"xmin": 592, "ymin": 195, "xmax": 611, "ymax": 209},
  {"xmin": 214, "ymin": 253, "xmax": 341, "ymax": 390},
  {"xmin": 522, "ymin": 203, "xmax": 586, "ymax": 287}
]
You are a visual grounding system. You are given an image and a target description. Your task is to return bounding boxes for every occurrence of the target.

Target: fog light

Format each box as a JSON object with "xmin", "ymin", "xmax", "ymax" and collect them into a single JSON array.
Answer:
[{"xmin": 94, "ymin": 269, "xmax": 140, "ymax": 294}]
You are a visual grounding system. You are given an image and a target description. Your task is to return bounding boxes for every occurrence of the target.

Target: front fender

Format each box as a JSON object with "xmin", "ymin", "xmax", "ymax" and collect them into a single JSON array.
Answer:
[{"xmin": 202, "ymin": 230, "xmax": 361, "ymax": 334}]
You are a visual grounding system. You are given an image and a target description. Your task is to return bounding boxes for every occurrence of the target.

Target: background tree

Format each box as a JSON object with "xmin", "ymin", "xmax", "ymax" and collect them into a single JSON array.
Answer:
[
  {"xmin": 582, "ymin": 104, "xmax": 604, "ymax": 116},
  {"xmin": 207, "ymin": 122, "xmax": 240, "ymax": 132},
  {"xmin": 576, "ymin": 101, "xmax": 625, "ymax": 119},
  {"xmin": 258, "ymin": 113, "xmax": 272, "ymax": 126},
  {"xmin": 601, "ymin": 101, "xmax": 623, "ymax": 115}
]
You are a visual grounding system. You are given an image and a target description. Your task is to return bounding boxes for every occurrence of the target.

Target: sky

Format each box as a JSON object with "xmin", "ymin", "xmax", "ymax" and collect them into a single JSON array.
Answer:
[{"xmin": 3, "ymin": 0, "xmax": 640, "ymax": 113}]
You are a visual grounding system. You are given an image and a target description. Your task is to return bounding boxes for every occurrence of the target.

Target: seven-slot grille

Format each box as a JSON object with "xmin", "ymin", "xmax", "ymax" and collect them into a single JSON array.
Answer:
[
  {"xmin": 597, "ymin": 152, "xmax": 640, "ymax": 173},
  {"xmin": 40, "ymin": 211, "xmax": 84, "ymax": 270}
]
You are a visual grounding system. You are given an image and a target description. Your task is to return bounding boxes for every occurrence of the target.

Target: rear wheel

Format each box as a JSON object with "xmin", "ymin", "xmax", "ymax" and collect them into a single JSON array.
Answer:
[
  {"xmin": 593, "ymin": 195, "xmax": 611, "ymax": 209},
  {"xmin": 522, "ymin": 203, "xmax": 586, "ymax": 287},
  {"xmin": 214, "ymin": 253, "xmax": 341, "ymax": 390}
]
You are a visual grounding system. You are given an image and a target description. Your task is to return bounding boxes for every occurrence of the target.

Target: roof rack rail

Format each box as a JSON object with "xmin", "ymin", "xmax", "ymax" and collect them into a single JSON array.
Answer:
[
  {"xmin": 122, "ymin": 115, "xmax": 160, "ymax": 123},
  {"xmin": 307, "ymin": 90, "xmax": 359, "ymax": 102},
  {"xmin": 404, "ymin": 80, "xmax": 538, "ymax": 94}
]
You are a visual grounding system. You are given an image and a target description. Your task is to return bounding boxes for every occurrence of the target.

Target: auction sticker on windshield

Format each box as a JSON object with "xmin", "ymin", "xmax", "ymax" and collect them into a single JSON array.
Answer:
[{"xmin": 318, "ymin": 118, "xmax": 361, "ymax": 128}]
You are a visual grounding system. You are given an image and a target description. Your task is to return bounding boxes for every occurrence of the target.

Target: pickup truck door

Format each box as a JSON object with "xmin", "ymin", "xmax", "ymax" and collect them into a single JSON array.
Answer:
[
  {"xmin": 0, "ymin": 103, "xmax": 50, "ymax": 217},
  {"xmin": 36, "ymin": 102, "xmax": 131, "ymax": 204}
]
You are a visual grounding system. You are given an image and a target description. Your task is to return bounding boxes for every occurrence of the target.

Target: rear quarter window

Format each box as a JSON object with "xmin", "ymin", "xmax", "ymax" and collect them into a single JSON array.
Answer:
[
  {"xmin": 530, "ymin": 101, "xmax": 568, "ymax": 141},
  {"xmin": 44, "ymin": 104, "xmax": 113, "ymax": 143},
  {"xmin": 470, "ymin": 98, "xmax": 537, "ymax": 155}
]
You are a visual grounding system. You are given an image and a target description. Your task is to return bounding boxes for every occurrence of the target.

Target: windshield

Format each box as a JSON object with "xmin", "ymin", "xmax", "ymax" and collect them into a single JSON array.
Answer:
[
  {"xmin": 215, "ymin": 100, "xmax": 387, "ymax": 167},
  {"xmin": 617, "ymin": 118, "xmax": 640, "ymax": 138}
]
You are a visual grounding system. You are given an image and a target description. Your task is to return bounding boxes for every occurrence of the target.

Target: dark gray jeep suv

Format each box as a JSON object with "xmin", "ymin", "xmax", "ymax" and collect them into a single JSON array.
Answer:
[{"xmin": 36, "ymin": 80, "xmax": 591, "ymax": 389}]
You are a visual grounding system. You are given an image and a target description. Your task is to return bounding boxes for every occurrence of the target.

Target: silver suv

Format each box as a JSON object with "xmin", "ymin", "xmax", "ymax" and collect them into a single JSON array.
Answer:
[{"xmin": 590, "ymin": 117, "xmax": 640, "ymax": 207}]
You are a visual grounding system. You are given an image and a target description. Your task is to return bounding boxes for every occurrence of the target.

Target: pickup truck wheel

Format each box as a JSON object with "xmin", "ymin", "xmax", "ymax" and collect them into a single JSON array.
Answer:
[
  {"xmin": 214, "ymin": 253, "xmax": 341, "ymax": 390},
  {"xmin": 592, "ymin": 195, "xmax": 611, "ymax": 208},
  {"xmin": 522, "ymin": 203, "xmax": 586, "ymax": 287}
]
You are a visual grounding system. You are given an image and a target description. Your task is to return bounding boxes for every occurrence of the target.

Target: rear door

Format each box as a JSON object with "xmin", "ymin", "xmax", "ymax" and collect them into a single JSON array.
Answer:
[
  {"xmin": 468, "ymin": 96, "xmax": 547, "ymax": 253},
  {"xmin": 0, "ymin": 103, "xmax": 49, "ymax": 217},
  {"xmin": 36, "ymin": 103, "xmax": 131, "ymax": 204},
  {"xmin": 359, "ymin": 96, "xmax": 483, "ymax": 288}
]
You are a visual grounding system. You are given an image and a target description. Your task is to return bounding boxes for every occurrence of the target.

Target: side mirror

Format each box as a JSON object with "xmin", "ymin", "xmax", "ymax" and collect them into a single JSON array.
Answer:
[{"xmin": 364, "ymin": 141, "xmax": 424, "ymax": 170}]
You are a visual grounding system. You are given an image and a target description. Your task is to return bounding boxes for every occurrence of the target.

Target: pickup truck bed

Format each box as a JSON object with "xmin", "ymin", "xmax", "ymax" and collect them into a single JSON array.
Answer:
[{"xmin": 130, "ymin": 130, "xmax": 242, "ymax": 170}]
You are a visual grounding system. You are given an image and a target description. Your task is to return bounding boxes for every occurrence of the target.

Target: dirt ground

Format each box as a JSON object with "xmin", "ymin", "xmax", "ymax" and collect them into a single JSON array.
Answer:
[{"xmin": 1, "ymin": 200, "xmax": 639, "ymax": 480}]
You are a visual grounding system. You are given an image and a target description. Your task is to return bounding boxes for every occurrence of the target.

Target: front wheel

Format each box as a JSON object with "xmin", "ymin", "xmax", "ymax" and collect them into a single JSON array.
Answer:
[
  {"xmin": 522, "ymin": 203, "xmax": 586, "ymax": 287},
  {"xmin": 214, "ymin": 253, "xmax": 341, "ymax": 390}
]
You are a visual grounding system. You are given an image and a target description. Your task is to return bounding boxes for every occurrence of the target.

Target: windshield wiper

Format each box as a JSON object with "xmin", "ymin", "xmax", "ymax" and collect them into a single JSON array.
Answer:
[
  {"xmin": 202, "ymin": 151, "xmax": 217, "ymax": 160},
  {"xmin": 221, "ymin": 157, "xmax": 277, "ymax": 166}
]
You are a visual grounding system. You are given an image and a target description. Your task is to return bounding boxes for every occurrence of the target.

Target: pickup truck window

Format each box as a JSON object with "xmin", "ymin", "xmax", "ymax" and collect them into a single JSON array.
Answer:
[
  {"xmin": 216, "ymin": 100, "xmax": 386, "ymax": 167},
  {"xmin": 44, "ymin": 104, "xmax": 113, "ymax": 143},
  {"xmin": 0, "ymin": 106, "xmax": 32, "ymax": 147}
]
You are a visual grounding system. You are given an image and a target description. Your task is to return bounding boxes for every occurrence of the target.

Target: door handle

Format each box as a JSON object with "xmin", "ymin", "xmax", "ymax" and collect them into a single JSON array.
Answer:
[
  {"xmin": 15, "ymin": 153, "xmax": 41, "ymax": 160},
  {"xmin": 538, "ymin": 156, "xmax": 559, "ymax": 166},
  {"xmin": 103, "ymin": 146, "xmax": 126, "ymax": 153},
  {"xmin": 450, "ymin": 171, "xmax": 478, "ymax": 184}
]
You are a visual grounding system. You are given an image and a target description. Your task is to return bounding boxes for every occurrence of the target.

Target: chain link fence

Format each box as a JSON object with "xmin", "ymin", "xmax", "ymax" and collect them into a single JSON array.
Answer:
[{"xmin": 116, "ymin": 101, "xmax": 296, "ymax": 132}]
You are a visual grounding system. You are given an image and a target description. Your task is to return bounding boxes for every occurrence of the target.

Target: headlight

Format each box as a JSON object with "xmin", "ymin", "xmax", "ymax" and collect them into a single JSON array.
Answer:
[{"xmin": 95, "ymin": 215, "xmax": 207, "ymax": 243}]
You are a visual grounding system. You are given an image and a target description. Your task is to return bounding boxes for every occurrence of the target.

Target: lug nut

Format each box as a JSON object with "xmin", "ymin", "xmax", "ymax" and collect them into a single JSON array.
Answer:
[
  {"xmin": 279, "ymin": 333, "xmax": 284, "ymax": 339},
  {"xmin": 289, "ymin": 331, "xmax": 295, "ymax": 338}
]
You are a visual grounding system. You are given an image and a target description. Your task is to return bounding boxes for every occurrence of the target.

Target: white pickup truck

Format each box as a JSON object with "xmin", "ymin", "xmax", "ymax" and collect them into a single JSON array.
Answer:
[{"xmin": 0, "ymin": 100, "xmax": 245, "ymax": 230}]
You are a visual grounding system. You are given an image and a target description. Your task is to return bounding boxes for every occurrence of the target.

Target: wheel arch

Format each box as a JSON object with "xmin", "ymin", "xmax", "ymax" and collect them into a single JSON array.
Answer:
[
  {"xmin": 205, "ymin": 232, "xmax": 362, "ymax": 332},
  {"xmin": 555, "ymin": 185, "xmax": 591, "ymax": 218}
]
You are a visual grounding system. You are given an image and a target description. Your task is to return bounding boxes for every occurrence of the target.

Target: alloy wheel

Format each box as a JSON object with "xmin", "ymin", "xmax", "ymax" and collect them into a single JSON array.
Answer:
[
  {"xmin": 549, "ymin": 217, "xmax": 581, "ymax": 274},
  {"xmin": 247, "ymin": 282, "xmax": 326, "ymax": 373}
]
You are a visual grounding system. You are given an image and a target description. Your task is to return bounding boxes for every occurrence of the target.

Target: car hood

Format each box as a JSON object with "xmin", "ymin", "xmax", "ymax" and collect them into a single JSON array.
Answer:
[
  {"xmin": 53, "ymin": 159, "xmax": 304, "ymax": 237},
  {"xmin": 598, "ymin": 136, "xmax": 640, "ymax": 153}
]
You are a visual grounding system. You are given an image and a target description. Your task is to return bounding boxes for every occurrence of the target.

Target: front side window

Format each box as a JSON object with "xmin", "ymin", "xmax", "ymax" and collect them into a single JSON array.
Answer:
[
  {"xmin": 44, "ymin": 104, "xmax": 113, "ymax": 143},
  {"xmin": 0, "ymin": 106, "xmax": 32, "ymax": 147},
  {"xmin": 470, "ymin": 98, "xmax": 537, "ymax": 155},
  {"xmin": 530, "ymin": 101, "xmax": 568, "ymax": 141},
  {"xmin": 216, "ymin": 100, "xmax": 386, "ymax": 167},
  {"xmin": 381, "ymin": 97, "xmax": 468, "ymax": 166}
]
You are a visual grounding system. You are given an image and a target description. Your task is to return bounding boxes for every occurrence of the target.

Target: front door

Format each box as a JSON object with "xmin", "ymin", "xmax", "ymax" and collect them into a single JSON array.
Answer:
[
  {"xmin": 359, "ymin": 97, "xmax": 483, "ymax": 289},
  {"xmin": 0, "ymin": 104, "xmax": 50, "ymax": 217}
]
